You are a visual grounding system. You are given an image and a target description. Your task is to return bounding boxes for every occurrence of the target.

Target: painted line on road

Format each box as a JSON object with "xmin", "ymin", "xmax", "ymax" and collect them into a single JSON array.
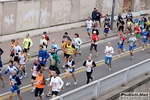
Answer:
[{"xmin": 0, "ymin": 46, "xmax": 149, "ymax": 100}]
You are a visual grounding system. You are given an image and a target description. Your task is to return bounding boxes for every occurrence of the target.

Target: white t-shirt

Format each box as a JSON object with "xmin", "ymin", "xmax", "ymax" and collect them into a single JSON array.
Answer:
[
  {"xmin": 105, "ymin": 46, "xmax": 114, "ymax": 57},
  {"xmin": 40, "ymin": 39, "xmax": 47, "ymax": 45},
  {"xmin": 129, "ymin": 37, "xmax": 136, "ymax": 46},
  {"xmin": 19, "ymin": 54, "xmax": 26, "ymax": 64},
  {"xmin": 32, "ymin": 65, "xmax": 38, "ymax": 77},
  {"xmin": 50, "ymin": 76, "xmax": 64, "ymax": 92},
  {"xmin": 14, "ymin": 45, "xmax": 21, "ymax": 56},
  {"xmin": 72, "ymin": 38, "xmax": 82, "ymax": 48},
  {"xmin": 86, "ymin": 20, "xmax": 93, "ymax": 28},
  {"xmin": 85, "ymin": 60, "xmax": 93, "ymax": 72}
]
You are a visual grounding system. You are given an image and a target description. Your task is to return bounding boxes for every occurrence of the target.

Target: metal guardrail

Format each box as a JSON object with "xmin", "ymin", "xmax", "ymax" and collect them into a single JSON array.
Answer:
[{"xmin": 50, "ymin": 59, "xmax": 150, "ymax": 100}]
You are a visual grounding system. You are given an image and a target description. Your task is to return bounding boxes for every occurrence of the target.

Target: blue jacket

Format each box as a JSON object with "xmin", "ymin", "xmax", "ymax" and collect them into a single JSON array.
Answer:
[{"xmin": 38, "ymin": 50, "xmax": 50, "ymax": 65}]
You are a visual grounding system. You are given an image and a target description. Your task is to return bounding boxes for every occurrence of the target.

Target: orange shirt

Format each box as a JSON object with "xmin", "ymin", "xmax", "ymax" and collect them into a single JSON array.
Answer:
[
  {"xmin": 36, "ymin": 75, "xmax": 44, "ymax": 88},
  {"xmin": 62, "ymin": 42, "xmax": 67, "ymax": 53}
]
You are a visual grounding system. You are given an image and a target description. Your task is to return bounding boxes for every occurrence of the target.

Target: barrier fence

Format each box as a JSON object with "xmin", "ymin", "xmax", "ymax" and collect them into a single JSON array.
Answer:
[{"xmin": 51, "ymin": 59, "xmax": 150, "ymax": 100}]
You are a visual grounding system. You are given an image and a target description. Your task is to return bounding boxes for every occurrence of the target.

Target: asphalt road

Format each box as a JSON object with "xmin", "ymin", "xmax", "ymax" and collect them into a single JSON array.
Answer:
[{"xmin": 0, "ymin": 36, "xmax": 150, "ymax": 100}]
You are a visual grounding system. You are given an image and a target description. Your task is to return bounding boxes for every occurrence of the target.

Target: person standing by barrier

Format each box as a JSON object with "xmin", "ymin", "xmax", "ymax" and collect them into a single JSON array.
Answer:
[
  {"xmin": 9, "ymin": 70, "xmax": 22, "ymax": 100},
  {"xmin": 0, "ymin": 48, "xmax": 6, "ymax": 87},
  {"xmin": 83, "ymin": 56, "xmax": 96, "ymax": 84},
  {"xmin": 105, "ymin": 42, "xmax": 114, "ymax": 71}
]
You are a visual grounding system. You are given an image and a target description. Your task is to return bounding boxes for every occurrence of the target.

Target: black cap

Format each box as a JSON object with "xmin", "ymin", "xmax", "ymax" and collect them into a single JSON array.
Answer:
[{"xmin": 43, "ymin": 31, "xmax": 47, "ymax": 34}]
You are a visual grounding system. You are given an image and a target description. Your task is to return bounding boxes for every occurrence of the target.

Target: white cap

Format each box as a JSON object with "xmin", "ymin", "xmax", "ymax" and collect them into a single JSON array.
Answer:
[
  {"xmin": 93, "ymin": 31, "xmax": 96, "ymax": 34},
  {"xmin": 42, "ymin": 35, "xmax": 45, "ymax": 37},
  {"xmin": 131, "ymin": 33, "xmax": 134, "ymax": 35}
]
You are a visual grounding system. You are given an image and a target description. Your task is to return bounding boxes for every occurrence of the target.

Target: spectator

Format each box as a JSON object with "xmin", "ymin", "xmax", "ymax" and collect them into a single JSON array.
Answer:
[{"xmin": 92, "ymin": 8, "xmax": 97, "ymax": 22}]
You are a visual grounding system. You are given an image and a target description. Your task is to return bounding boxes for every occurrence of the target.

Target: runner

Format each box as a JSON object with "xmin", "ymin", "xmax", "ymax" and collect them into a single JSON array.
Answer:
[
  {"xmin": 0, "ymin": 48, "xmax": 6, "ymax": 87},
  {"xmin": 72, "ymin": 33, "xmax": 82, "ymax": 59},
  {"xmin": 85, "ymin": 16, "xmax": 94, "ymax": 39},
  {"xmin": 103, "ymin": 20, "xmax": 110, "ymax": 40},
  {"xmin": 105, "ymin": 42, "xmax": 114, "ymax": 71},
  {"xmin": 40, "ymin": 35, "xmax": 48, "ymax": 50},
  {"xmin": 14, "ymin": 41, "xmax": 21, "ymax": 64},
  {"xmin": 34, "ymin": 70, "xmax": 46, "ymax": 100},
  {"xmin": 51, "ymin": 39, "xmax": 59, "ymax": 54},
  {"xmin": 50, "ymin": 49, "xmax": 60, "ymax": 68},
  {"xmin": 126, "ymin": 10, "xmax": 133, "ymax": 22},
  {"xmin": 62, "ymin": 38, "xmax": 75, "ymax": 68},
  {"xmin": 31, "ymin": 58, "xmax": 41, "ymax": 93},
  {"xmin": 43, "ymin": 31, "xmax": 50, "ymax": 42},
  {"xmin": 83, "ymin": 56, "xmax": 96, "ymax": 84},
  {"xmin": 118, "ymin": 32, "xmax": 126, "ymax": 58},
  {"xmin": 139, "ymin": 18, "xmax": 145, "ymax": 31},
  {"xmin": 104, "ymin": 14, "xmax": 110, "ymax": 23},
  {"xmin": 90, "ymin": 31, "xmax": 100, "ymax": 57},
  {"xmin": 18, "ymin": 50, "xmax": 27, "ymax": 79},
  {"xmin": 62, "ymin": 32, "xmax": 70, "ymax": 43},
  {"xmin": 10, "ymin": 39, "xmax": 15, "ymax": 60},
  {"xmin": 38, "ymin": 45, "xmax": 50, "ymax": 71},
  {"xmin": 46, "ymin": 58, "xmax": 60, "ymax": 97},
  {"xmin": 96, "ymin": 10, "xmax": 102, "ymax": 29},
  {"xmin": 92, "ymin": 25, "xmax": 99, "ymax": 36},
  {"xmin": 23, "ymin": 33, "xmax": 33, "ymax": 55},
  {"xmin": 127, "ymin": 33, "xmax": 136, "ymax": 59},
  {"xmin": 5, "ymin": 60, "xmax": 19, "ymax": 80},
  {"xmin": 65, "ymin": 56, "xmax": 77, "ymax": 87},
  {"xmin": 141, "ymin": 28, "xmax": 149, "ymax": 51},
  {"xmin": 49, "ymin": 70, "xmax": 64, "ymax": 98},
  {"xmin": 134, "ymin": 24, "xmax": 141, "ymax": 46},
  {"xmin": 9, "ymin": 70, "xmax": 22, "ymax": 100}
]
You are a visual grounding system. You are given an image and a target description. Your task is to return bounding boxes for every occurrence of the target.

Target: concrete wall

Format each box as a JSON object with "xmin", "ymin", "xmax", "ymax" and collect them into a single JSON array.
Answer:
[
  {"xmin": 0, "ymin": 3, "xmax": 2, "ymax": 36},
  {"xmin": 16, "ymin": 0, "xmax": 40, "ymax": 32},
  {"xmin": 39, "ymin": 0, "xmax": 51, "ymax": 28},
  {"xmin": 51, "ymin": 0, "xmax": 71, "ymax": 26},
  {"xmin": 0, "ymin": 0, "xmax": 149, "ymax": 37},
  {"xmin": 2, "ymin": 2, "xmax": 16, "ymax": 35}
]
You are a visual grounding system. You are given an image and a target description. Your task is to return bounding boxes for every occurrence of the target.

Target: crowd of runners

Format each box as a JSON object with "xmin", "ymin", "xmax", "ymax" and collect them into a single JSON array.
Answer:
[{"xmin": 0, "ymin": 8, "xmax": 150, "ymax": 100}]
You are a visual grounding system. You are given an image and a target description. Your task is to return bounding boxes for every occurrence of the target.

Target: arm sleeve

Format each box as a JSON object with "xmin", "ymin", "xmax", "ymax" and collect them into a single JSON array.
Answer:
[
  {"xmin": 59, "ymin": 77, "xmax": 64, "ymax": 89},
  {"xmin": 83, "ymin": 61, "xmax": 86, "ymax": 66},
  {"xmin": 4, "ymin": 67, "xmax": 9, "ymax": 74},
  {"xmin": 72, "ymin": 44, "xmax": 75, "ymax": 49},
  {"xmin": 79, "ymin": 38, "xmax": 82, "ymax": 45},
  {"xmin": 92, "ymin": 61, "xmax": 96, "ymax": 67},
  {"xmin": 111, "ymin": 47, "xmax": 114, "ymax": 54},
  {"xmin": 29, "ymin": 39, "xmax": 33, "ymax": 47},
  {"xmin": 45, "ymin": 52, "xmax": 50, "ymax": 59}
]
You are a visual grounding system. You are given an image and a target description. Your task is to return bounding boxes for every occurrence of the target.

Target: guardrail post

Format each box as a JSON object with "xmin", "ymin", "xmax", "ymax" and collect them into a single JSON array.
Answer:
[
  {"xmin": 97, "ymin": 80, "xmax": 101, "ymax": 98},
  {"xmin": 124, "ymin": 69, "xmax": 129, "ymax": 85},
  {"xmin": 95, "ymin": 80, "xmax": 100, "ymax": 98}
]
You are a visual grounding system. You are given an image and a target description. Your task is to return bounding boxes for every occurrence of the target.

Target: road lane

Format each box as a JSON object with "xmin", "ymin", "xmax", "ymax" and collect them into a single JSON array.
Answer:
[
  {"xmin": 0, "ymin": 36, "xmax": 149, "ymax": 99},
  {"xmin": 2, "ymin": 45, "xmax": 150, "ymax": 100}
]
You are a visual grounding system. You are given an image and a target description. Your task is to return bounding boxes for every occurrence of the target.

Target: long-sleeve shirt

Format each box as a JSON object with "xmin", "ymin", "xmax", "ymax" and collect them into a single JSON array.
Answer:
[
  {"xmin": 105, "ymin": 46, "xmax": 114, "ymax": 57},
  {"xmin": 38, "ymin": 50, "xmax": 50, "ymax": 65},
  {"xmin": 23, "ymin": 38, "xmax": 33, "ymax": 49},
  {"xmin": 50, "ymin": 76, "xmax": 64, "ymax": 92},
  {"xmin": 5, "ymin": 65, "xmax": 19, "ymax": 75}
]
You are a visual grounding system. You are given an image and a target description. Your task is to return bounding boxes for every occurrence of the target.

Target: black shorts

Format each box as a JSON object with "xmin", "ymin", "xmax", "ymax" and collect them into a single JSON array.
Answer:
[
  {"xmin": 31, "ymin": 75, "xmax": 36, "ymax": 80},
  {"xmin": 52, "ymin": 91, "xmax": 59, "ymax": 96},
  {"xmin": 90, "ymin": 44, "xmax": 97, "ymax": 50},
  {"xmin": 64, "ymin": 54, "xmax": 71, "ymax": 59},
  {"xmin": 14, "ymin": 56, "xmax": 19, "ymax": 62},
  {"xmin": 40, "ymin": 63, "xmax": 45, "ymax": 67},
  {"xmin": 10, "ymin": 53, "xmax": 14, "ymax": 57},
  {"xmin": 24, "ymin": 48, "xmax": 30, "ymax": 53},
  {"xmin": 34, "ymin": 88, "xmax": 44, "ymax": 97}
]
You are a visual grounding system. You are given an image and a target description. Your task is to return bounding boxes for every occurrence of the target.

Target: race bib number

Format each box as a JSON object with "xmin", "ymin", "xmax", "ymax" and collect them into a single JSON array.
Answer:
[
  {"xmin": 143, "ymin": 36, "xmax": 146, "ymax": 39},
  {"xmin": 119, "ymin": 40, "xmax": 122, "ymax": 44},
  {"xmin": 39, "ymin": 57, "xmax": 42, "ymax": 61},
  {"xmin": 86, "ymin": 66, "xmax": 91, "ymax": 72}
]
